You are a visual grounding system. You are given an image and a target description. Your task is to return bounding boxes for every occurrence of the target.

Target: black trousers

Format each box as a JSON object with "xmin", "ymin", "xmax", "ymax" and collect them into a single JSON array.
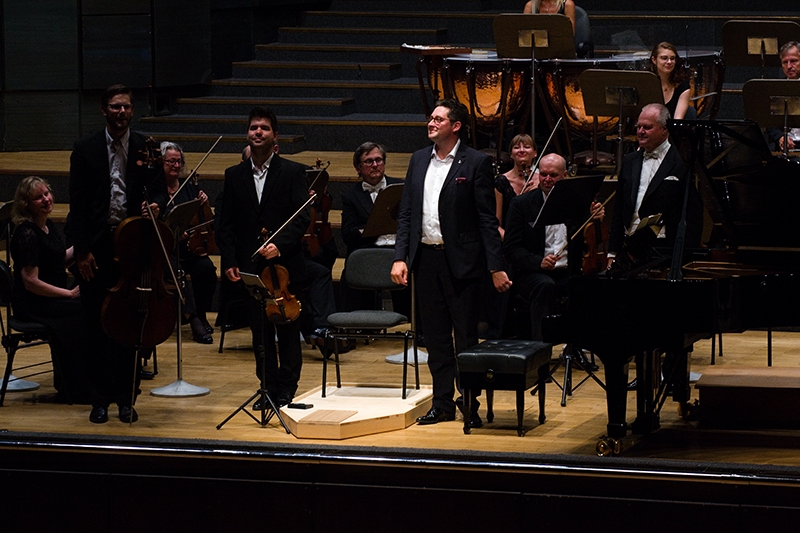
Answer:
[
  {"xmin": 414, "ymin": 246, "xmax": 480, "ymax": 413},
  {"xmin": 513, "ymin": 268, "xmax": 570, "ymax": 342},
  {"xmin": 248, "ymin": 293, "xmax": 303, "ymax": 398}
]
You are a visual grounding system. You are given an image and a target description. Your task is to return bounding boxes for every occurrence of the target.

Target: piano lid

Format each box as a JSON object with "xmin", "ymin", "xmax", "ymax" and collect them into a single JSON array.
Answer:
[{"xmin": 668, "ymin": 119, "xmax": 800, "ymax": 252}]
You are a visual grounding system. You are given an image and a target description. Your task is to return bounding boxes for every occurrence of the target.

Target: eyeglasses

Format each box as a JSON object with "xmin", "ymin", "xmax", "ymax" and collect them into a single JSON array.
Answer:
[
  {"xmin": 107, "ymin": 104, "xmax": 132, "ymax": 111},
  {"xmin": 427, "ymin": 115, "xmax": 449, "ymax": 125},
  {"xmin": 164, "ymin": 159, "xmax": 182, "ymax": 166},
  {"xmin": 361, "ymin": 157, "xmax": 384, "ymax": 166}
]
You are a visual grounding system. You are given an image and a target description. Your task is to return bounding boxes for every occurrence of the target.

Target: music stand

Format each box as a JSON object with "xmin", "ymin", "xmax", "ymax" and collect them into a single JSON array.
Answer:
[
  {"xmin": 362, "ymin": 183, "xmax": 403, "ymax": 238},
  {"xmin": 580, "ymin": 69, "xmax": 662, "ymax": 174},
  {"xmin": 217, "ymin": 272, "xmax": 290, "ymax": 432},
  {"xmin": 742, "ymin": 79, "xmax": 800, "ymax": 158},
  {"xmin": 532, "ymin": 175, "xmax": 605, "ymax": 229},
  {"xmin": 494, "ymin": 14, "xmax": 575, "ymax": 142},
  {"xmin": 722, "ymin": 20, "xmax": 800, "ymax": 78},
  {"xmin": 151, "ymin": 198, "xmax": 210, "ymax": 398}
]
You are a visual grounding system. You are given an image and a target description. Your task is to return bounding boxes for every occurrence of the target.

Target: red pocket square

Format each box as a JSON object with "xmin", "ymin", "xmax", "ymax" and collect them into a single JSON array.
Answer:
[{"xmin": 455, "ymin": 177, "xmax": 467, "ymax": 184}]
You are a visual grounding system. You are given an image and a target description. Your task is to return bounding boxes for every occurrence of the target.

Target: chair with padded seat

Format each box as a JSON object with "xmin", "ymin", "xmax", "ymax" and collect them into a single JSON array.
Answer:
[
  {"xmin": 0, "ymin": 259, "xmax": 52, "ymax": 406},
  {"xmin": 322, "ymin": 248, "xmax": 418, "ymax": 399}
]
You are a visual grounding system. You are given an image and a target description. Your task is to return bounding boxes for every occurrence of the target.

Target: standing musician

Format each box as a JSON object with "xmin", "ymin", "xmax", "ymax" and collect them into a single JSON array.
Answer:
[
  {"xmin": 524, "ymin": 0, "xmax": 576, "ymax": 32},
  {"xmin": 503, "ymin": 153, "xmax": 603, "ymax": 348},
  {"xmin": 160, "ymin": 141, "xmax": 217, "ymax": 344},
  {"xmin": 69, "ymin": 84, "xmax": 168, "ymax": 424},
  {"xmin": 606, "ymin": 103, "xmax": 702, "ymax": 267},
  {"xmin": 391, "ymin": 99, "xmax": 512, "ymax": 429},
  {"xmin": 217, "ymin": 106, "xmax": 310, "ymax": 409}
]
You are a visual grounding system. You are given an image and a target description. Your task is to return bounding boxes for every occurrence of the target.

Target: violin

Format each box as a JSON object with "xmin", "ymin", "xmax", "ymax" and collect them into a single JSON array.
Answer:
[
  {"xmin": 184, "ymin": 174, "xmax": 217, "ymax": 256},
  {"xmin": 582, "ymin": 218, "xmax": 610, "ymax": 275},
  {"xmin": 303, "ymin": 158, "xmax": 333, "ymax": 260},
  {"xmin": 257, "ymin": 228, "xmax": 302, "ymax": 325}
]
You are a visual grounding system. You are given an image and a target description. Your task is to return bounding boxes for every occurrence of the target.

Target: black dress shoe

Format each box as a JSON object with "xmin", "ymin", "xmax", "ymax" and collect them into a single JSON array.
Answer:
[
  {"xmin": 139, "ymin": 369, "xmax": 155, "ymax": 380},
  {"xmin": 192, "ymin": 332, "xmax": 213, "ymax": 344},
  {"xmin": 416, "ymin": 407, "xmax": 455, "ymax": 425},
  {"xmin": 118, "ymin": 405, "xmax": 138, "ymax": 423},
  {"xmin": 627, "ymin": 378, "xmax": 638, "ymax": 391},
  {"xmin": 277, "ymin": 393, "xmax": 293, "ymax": 407},
  {"xmin": 89, "ymin": 406, "xmax": 108, "ymax": 424}
]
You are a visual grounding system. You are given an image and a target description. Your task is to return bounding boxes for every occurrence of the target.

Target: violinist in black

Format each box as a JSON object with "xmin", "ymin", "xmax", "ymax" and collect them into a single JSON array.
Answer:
[
  {"xmin": 217, "ymin": 107, "xmax": 310, "ymax": 408},
  {"xmin": 160, "ymin": 141, "xmax": 218, "ymax": 344},
  {"xmin": 69, "ymin": 84, "xmax": 167, "ymax": 424}
]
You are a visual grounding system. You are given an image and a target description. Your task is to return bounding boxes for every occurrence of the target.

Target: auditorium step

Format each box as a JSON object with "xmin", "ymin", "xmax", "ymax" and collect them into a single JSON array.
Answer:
[
  {"xmin": 175, "ymin": 96, "xmax": 358, "ymax": 117},
  {"xmin": 695, "ymin": 366, "xmax": 800, "ymax": 429},
  {"xmin": 278, "ymin": 26, "xmax": 449, "ymax": 46},
  {"xmin": 231, "ymin": 60, "xmax": 403, "ymax": 81}
]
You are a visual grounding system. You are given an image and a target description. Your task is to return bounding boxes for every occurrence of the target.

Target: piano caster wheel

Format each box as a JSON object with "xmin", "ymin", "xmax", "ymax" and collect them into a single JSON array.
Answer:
[
  {"xmin": 596, "ymin": 436, "xmax": 621, "ymax": 457},
  {"xmin": 678, "ymin": 399, "xmax": 700, "ymax": 421}
]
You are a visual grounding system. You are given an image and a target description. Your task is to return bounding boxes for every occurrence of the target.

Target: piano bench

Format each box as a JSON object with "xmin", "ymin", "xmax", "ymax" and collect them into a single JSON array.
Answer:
[{"xmin": 457, "ymin": 340, "xmax": 552, "ymax": 436}]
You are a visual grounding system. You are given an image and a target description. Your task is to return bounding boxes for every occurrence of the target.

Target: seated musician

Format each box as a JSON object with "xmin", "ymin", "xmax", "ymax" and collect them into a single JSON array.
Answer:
[
  {"xmin": 649, "ymin": 42, "xmax": 691, "ymax": 120},
  {"xmin": 160, "ymin": 141, "xmax": 218, "ymax": 344},
  {"xmin": 524, "ymin": 0, "xmax": 576, "ymax": 33},
  {"xmin": 340, "ymin": 142, "xmax": 410, "ymax": 314},
  {"xmin": 9, "ymin": 176, "xmax": 90, "ymax": 404},
  {"xmin": 606, "ymin": 103, "xmax": 702, "ymax": 270},
  {"xmin": 503, "ymin": 153, "xmax": 603, "ymax": 355},
  {"xmin": 768, "ymin": 41, "xmax": 800, "ymax": 151}
]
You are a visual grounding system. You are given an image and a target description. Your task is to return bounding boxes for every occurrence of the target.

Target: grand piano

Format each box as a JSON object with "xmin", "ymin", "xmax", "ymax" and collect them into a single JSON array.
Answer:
[{"xmin": 543, "ymin": 119, "xmax": 800, "ymax": 455}]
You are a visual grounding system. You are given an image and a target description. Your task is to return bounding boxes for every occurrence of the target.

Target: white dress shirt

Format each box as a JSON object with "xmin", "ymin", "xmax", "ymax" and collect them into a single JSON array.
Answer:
[
  {"xmin": 421, "ymin": 140, "xmax": 460, "ymax": 245},
  {"xmin": 252, "ymin": 151, "xmax": 274, "ymax": 203},
  {"xmin": 107, "ymin": 128, "xmax": 130, "ymax": 225},
  {"xmin": 628, "ymin": 139, "xmax": 670, "ymax": 234}
]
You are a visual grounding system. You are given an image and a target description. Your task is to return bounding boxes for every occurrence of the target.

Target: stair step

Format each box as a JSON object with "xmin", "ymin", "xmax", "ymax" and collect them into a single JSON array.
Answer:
[
  {"xmin": 137, "ymin": 131, "xmax": 307, "ymax": 155},
  {"xmin": 254, "ymin": 43, "xmax": 424, "ymax": 75},
  {"xmin": 279, "ymin": 26, "xmax": 449, "ymax": 46},
  {"xmin": 231, "ymin": 60, "xmax": 403, "ymax": 81},
  {"xmin": 175, "ymin": 96, "xmax": 357, "ymax": 117},
  {"xmin": 696, "ymin": 367, "xmax": 800, "ymax": 429}
]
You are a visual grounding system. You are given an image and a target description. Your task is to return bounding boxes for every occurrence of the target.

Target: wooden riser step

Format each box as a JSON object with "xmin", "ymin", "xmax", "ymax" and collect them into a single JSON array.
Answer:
[{"xmin": 695, "ymin": 366, "xmax": 800, "ymax": 429}]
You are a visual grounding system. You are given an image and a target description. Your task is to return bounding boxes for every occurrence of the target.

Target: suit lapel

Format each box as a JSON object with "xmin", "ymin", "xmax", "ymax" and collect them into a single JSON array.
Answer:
[
  {"xmin": 356, "ymin": 186, "xmax": 374, "ymax": 217},
  {"xmin": 629, "ymin": 151, "xmax": 644, "ymax": 208},
  {"xmin": 442, "ymin": 144, "xmax": 467, "ymax": 191},
  {"xmin": 642, "ymin": 147, "xmax": 675, "ymax": 204}
]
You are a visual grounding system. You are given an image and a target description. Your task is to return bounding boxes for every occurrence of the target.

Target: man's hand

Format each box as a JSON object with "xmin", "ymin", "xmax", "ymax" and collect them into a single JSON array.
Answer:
[
  {"xmin": 391, "ymin": 260, "xmax": 408, "ymax": 286},
  {"xmin": 779, "ymin": 135, "xmax": 796, "ymax": 151},
  {"xmin": 225, "ymin": 266, "xmax": 241, "ymax": 282},
  {"xmin": 492, "ymin": 271, "xmax": 512, "ymax": 293},
  {"xmin": 77, "ymin": 252, "xmax": 97, "ymax": 281},
  {"xmin": 590, "ymin": 201, "xmax": 605, "ymax": 221},
  {"xmin": 540, "ymin": 254, "xmax": 560, "ymax": 270},
  {"xmin": 257, "ymin": 242, "xmax": 279, "ymax": 260},
  {"xmin": 141, "ymin": 201, "xmax": 160, "ymax": 219}
]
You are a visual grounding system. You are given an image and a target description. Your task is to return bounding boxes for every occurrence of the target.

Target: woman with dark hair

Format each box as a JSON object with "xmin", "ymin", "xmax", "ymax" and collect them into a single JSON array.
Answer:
[
  {"xmin": 649, "ymin": 41, "xmax": 691, "ymax": 120},
  {"xmin": 10, "ymin": 176, "xmax": 89, "ymax": 403}
]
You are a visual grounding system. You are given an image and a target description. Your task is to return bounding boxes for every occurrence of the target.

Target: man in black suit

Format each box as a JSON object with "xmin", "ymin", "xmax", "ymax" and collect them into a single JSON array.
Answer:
[
  {"xmin": 391, "ymin": 99, "xmax": 512, "ymax": 428},
  {"xmin": 217, "ymin": 107, "xmax": 310, "ymax": 408},
  {"xmin": 607, "ymin": 102, "xmax": 701, "ymax": 266},
  {"xmin": 69, "ymin": 84, "xmax": 168, "ymax": 424},
  {"xmin": 503, "ymin": 153, "xmax": 603, "ymax": 344},
  {"xmin": 767, "ymin": 41, "xmax": 800, "ymax": 151}
]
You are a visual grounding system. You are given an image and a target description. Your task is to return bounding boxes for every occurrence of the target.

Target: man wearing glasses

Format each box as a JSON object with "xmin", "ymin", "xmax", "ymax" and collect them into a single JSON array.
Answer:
[
  {"xmin": 69, "ymin": 84, "xmax": 167, "ymax": 424},
  {"xmin": 391, "ymin": 99, "xmax": 512, "ymax": 428}
]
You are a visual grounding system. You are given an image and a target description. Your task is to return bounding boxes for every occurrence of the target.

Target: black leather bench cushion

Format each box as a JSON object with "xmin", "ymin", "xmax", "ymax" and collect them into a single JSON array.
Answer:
[{"xmin": 458, "ymin": 340, "xmax": 552, "ymax": 374}]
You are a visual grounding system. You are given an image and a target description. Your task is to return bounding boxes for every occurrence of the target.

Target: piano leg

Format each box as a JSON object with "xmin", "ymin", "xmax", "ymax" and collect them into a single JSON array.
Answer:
[
  {"xmin": 602, "ymin": 357, "xmax": 630, "ymax": 440},
  {"xmin": 631, "ymin": 350, "xmax": 661, "ymax": 435}
]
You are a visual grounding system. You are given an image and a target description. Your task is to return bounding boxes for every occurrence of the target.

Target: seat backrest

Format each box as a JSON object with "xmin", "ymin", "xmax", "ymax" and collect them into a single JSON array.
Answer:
[
  {"xmin": 0, "ymin": 259, "xmax": 13, "ymax": 308},
  {"xmin": 574, "ymin": 5, "xmax": 591, "ymax": 47},
  {"xmin": 344, "ymin": 248, "xmax": 404, "ymax": 291}
]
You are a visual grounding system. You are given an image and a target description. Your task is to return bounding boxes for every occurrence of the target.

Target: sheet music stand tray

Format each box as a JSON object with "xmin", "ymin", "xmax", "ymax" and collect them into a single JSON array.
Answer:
[
  {"xmin": 722, "ymin": 20, "xmax": 800, "ymax": 78},
  {"xmin": 494, "ymin": 14, "xmax": 575, "ymax": 141},
  {"xmin": 580, "ymin": 69, "xmax": 662, "ymax": 175},
  {"xmin": 743, "ymin": 79, "xmax": 800, "ymax": 158},
  {"xmin": 362, "ymin": 183, "xmax": 403, "ymax": 238}
]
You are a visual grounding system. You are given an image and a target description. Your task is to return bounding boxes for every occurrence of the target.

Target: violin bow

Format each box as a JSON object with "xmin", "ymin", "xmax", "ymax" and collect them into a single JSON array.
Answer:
[
  {"xmin": 251, "ymin": 193, "xmax": 317, "ymax": 261},
  {"xmin": 525, "ymin": 117, "xmax": 563, "ymax": 188},
  {"xmin": 555, "ymin": 191, "xmax": 616, "ymax": 257},
  {"xmin": 166, "ymin": 135, "xmax": 223, "ymax": 207}
]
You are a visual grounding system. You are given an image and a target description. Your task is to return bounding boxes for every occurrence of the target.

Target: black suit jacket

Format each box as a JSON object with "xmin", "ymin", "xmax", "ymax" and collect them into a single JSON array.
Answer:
[
  {"xmin": 608, "ymin": 145, "xmax": 702, "ymax": 254},
  {"xmin": 217, "ymin": 154, "xmax": 311, "ymax": 285},
  {"xmin": 340, "ymin": 176, "xmax": 403, "ymax": 256},
  {"xmin": 503, "ymin": 189, "xmax": 584, "ymax": 278},
  {"xmin": 69, "ymin": 129, "xmax": 167, "ymax": 263},
  {"xmin": 394, "ymin": 143, "xmax": 503, "ymax": 279}
]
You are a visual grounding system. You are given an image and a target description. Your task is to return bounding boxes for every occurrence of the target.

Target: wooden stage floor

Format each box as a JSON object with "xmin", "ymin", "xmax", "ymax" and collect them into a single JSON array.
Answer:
[{"xmin": 4, "ymin": 317, "xmax": 800, "ymax": 469}]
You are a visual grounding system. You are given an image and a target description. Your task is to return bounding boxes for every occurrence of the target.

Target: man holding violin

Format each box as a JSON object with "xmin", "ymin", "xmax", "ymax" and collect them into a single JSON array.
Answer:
[
  {"xmin": 217, "ymin": 106, "xmax": 310, "ymax": 409},
  {"xmin": 503, "ymin": 153, "xmax": 603, "ymax": 347},
  {"xmin": 69, "ymin": 84, "xmax": 168, "ymax": 424}
]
